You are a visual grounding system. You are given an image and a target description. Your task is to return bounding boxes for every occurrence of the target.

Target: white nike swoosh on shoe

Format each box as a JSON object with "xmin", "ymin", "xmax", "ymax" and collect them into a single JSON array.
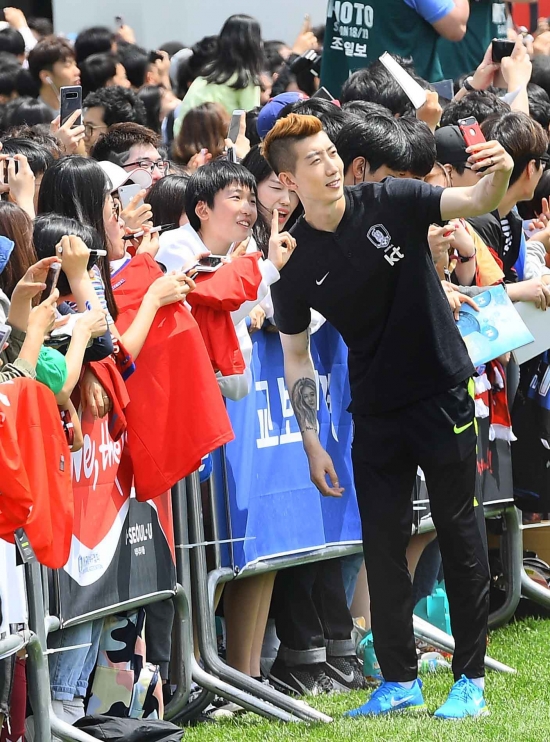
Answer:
[
  {"xmin": 473, "ymin": 696, "xmax": 486, "ymax": 707},
  {"xmin": 327, "ymin": 665, "xmax": 355, "ymax": 684},
  {"xmin": 316, "ymin": 272, "xmax": 329, "ymax": 286},
  {"xmin": 390, "ymin": 695, "xmax": 415, "ymax": 707}
]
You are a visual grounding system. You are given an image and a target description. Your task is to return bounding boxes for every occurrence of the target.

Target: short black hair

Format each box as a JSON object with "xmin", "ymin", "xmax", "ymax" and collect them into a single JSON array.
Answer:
[
  {"xmin": 0, "ymin": 137, "xmax": 54, "ymax": 175},
  {"xmin": 280, "ymin": 98, "xmax": 351, "ymax": 141},
  {"xmin": 74, "ymin": 26, "xmax": 114, "ymax": 65},
  {"xmin": 90, "ymin": 121, "xmax": 160, "ymax": 164},
  {"xmin": 83, "ymin": 86, "xmax": 147, "ymax": 128},
  {"xmin": 482, "ymin": 111, "xmax": 548, "ymax": 186},
  {"xmin": 263, "ymin": 40, "xmax": 286, "ymax": 75},
  {"xmin": 334, "ymin": 115, "xmax": 407, "ymax": 175},
  {"xmin": 341, "ymin": 60, "xmax": 426, "ymax": 117},
  {"xmin": 0, "ymin": 28, "xmax": 25, "ymax": 58},
  {"xmin": 33, "ymin": 214, "xmax": 102, "ymax": 297},
  {"xmin": 527, "ymin": 83, "xmax": 550, "ymax": 131},
  {"xmin": 341, "ymin": 100, "xmax": 393, "ymax": 118},
  {"xmin": 27, "ymin": 17, "xmax": 54, "ymax": 39},
  {"xmin": 440, "ymin": 90, "xmax": 510, "ymax": 127},
  {"xmin": 79, "ymin": 52, "xmax": 118, "ymax": 97},
  {"xmin": 0, "ymin": 55, "xmax": 22, "ymax": 99},
  {"xmin": 2, "ymin": 97, "xmax": 53, "ymax": 130},
  {"xmin": 145, "ymin": 173, "xmax": 190, "ymax": 226},
  {"xmin": 398, "ymin": 117, "xmax": 436, "ymax": 177},
  {"xmin": 118, "ymin": 45, "xmax": 151, "ymax": 88},
  {"xmin": 27, "ymin": 36, "xmax": 74, "ymax": 84},
  {"xmin": 185, "ymin": 160, "xmax": 257, "ymax": 232},
  {"xmin": 530, "ymin": 55, "xmax": 550, "ymax": 100}
]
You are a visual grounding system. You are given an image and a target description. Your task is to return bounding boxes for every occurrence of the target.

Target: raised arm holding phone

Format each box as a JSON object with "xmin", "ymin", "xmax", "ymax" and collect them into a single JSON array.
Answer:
[{"xmin": 262, "ymin": 113, "xmax": 513, "ymax": 722}]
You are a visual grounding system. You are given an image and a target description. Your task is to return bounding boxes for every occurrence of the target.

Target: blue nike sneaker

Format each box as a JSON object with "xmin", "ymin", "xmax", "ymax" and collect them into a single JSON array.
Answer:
[
  {"xmin": 345, "ymin": 678, "xmax": 426, "ymax": 717},
  {"xmin": 434, "ymin": 675, "xmax": 489, "ymax": 720}
]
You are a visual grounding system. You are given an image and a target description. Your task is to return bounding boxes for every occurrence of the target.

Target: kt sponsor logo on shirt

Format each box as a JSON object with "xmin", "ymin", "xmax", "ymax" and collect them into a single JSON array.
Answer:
[{"xmin": 367, "ymin": 224, "xmax": 404, "ymax": 267}]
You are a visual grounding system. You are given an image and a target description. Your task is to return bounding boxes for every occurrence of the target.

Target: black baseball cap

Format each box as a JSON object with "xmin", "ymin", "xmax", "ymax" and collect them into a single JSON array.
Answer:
[{"xmin": 434, "ymin": 125, "xmax": 468, "ymax": 166}]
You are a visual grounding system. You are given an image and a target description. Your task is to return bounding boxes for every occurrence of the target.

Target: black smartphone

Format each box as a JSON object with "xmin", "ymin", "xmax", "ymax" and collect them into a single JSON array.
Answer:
[
  {"xmin": 430, "ymin": 79, "xmax": 454, "ymax": 102},
  {"xmin": 60, "ymin": 85, "xmax": 82, "ymax": 127},
  {"xmin": 1, "ymin": 158, "xmax": 18, "ymax": 200},
  {"xmin": 492, "ymin": 39, "xmax": 515, "ymax": 63},
  {"xmin": 312, "ymin": 86, "xmax": 335, "ymax": 101},
  {"xmin": 194, "ymin": 256, "xmax": 224, "ymax": 273},
  {"xmin": 42, "ymin": 262, "xmax": 62, "ymax": 301}
]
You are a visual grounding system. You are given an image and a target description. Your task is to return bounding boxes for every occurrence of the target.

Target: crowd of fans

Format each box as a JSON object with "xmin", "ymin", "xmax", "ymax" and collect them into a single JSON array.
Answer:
[{"xmin": 0, "ymin": 2, "xmax": 550, "ymax": 737}]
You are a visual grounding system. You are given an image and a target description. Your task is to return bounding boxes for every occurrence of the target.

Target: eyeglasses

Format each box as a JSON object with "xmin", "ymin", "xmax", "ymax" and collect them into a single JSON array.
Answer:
[
  {"xmin": 84, "ymin": 122, "xmax": 107, "ymax": 138},
  {"xmin": 124, "ymin": 159, "xmax": 170, "ymax": 175}
]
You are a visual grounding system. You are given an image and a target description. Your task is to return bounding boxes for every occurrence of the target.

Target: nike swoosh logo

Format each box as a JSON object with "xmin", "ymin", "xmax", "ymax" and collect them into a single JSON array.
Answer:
[
  {"xmin": 288, "ymin": 673, "xmax": 311, "ymax": 695},
  {"xmin": 316, "ymin": 272, "xmax": 330, "ymax": 286},
  {"xmin": 473, "ymin": 696, "xmax": 485, "ymax": 707},
  {"xmin": 390, "ymin": 695, "xmax": 414, "ymax": 707},
  {"xmin": 327, "ymin": 665, "xmax": 355, "ymax": 684},
  {"xmin": 454, "ymin": 420, "xmax": 474, "ymax": 435}
]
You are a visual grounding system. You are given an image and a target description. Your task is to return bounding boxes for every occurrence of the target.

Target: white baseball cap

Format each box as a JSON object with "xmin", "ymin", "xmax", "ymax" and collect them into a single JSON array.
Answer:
[{"xmin": 98, "ymin": 161, "xmax": 152, "ymax": 193}]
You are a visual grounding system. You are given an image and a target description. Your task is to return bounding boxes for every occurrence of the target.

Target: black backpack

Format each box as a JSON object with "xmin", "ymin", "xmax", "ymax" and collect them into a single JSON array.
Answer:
[{"xmin": 75, "ymin": 715, "xmax": 184, "ymax": 741}]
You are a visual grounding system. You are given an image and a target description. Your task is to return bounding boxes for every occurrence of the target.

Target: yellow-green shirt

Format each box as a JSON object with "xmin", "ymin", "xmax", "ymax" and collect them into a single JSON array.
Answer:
[{"xmin": 174, "ymin": 74, "xmax": 260, "ymax": 138}]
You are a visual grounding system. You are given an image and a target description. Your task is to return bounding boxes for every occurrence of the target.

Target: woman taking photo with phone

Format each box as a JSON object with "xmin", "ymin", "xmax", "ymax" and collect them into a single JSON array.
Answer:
[{"xmin": 173, "ymin": 14, "xmax": 263, "ymax": 137}]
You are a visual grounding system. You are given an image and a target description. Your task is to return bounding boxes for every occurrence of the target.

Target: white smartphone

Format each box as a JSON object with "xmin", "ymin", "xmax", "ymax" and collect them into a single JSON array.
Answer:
[
  {"xmin": 0, "ymin": 322, "xmax": 12, "ymax": 349},
  {"xmin": 228, "ymin": 110, "xmax": 245, "ymax": 143},
  {"xmin": 118, "ymin": 183, "xmax": 144, "ymax": 210}
]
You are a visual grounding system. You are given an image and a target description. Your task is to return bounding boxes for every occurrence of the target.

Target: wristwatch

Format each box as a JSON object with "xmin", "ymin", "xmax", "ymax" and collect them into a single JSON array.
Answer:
[{"xmin": 462, "ymin": 76, "xmax": 477, "ymax": 93}]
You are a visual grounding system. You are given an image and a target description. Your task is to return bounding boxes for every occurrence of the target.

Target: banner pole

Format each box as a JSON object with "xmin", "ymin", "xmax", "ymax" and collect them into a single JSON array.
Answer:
[
  {"xmin": 488, "ymin": 506, "xmax": 523, "ymax": 629},
  {"xmin": 186, "ymin": 472, "xmax": 333, "ymax": 723}
]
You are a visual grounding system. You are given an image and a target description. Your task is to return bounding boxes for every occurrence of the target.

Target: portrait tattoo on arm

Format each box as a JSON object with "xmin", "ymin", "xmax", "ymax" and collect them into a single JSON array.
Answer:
[{"xmin": 292, "ymin": 377, "xmax": 318, "ymax": 434}]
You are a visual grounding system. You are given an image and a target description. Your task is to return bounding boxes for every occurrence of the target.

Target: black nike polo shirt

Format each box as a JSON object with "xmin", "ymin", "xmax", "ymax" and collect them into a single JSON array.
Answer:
[{"xmin": 271, "ymin": 178, "xmax": 475, "ymax": 416}]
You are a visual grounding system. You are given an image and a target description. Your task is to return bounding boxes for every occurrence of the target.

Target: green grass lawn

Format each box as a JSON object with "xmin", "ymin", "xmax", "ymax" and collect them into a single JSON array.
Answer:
[{"xmin": 185, "ymin": 618, "xmax": 550, "ymax": 742}]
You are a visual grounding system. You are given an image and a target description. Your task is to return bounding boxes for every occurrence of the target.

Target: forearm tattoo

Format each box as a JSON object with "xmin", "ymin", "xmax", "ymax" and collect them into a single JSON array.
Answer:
[{"xmin": 291, "ymin": 377, "xmax": 318, "ymax": 434}]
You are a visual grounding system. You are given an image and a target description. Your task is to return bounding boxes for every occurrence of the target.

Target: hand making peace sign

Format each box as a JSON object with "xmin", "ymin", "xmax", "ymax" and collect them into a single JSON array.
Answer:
[{"xmin": 267, "ymin": 208, "xmax": 297, "ymax": 271}]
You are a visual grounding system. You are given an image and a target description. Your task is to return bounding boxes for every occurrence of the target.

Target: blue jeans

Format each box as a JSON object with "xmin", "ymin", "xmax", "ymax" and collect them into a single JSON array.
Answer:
[
  {"xmin": 48, "ymin": 619, "xmax": 103, "ymax": 700},
  {"xmin": 340, "ymin": 552, "xmax": 364, "ymax": 607}
]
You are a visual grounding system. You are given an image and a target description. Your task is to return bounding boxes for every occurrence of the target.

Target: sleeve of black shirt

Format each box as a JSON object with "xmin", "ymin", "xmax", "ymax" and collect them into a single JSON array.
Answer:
[
  {"xmin": 271, "ymin": 263, "xmax": 311, "ymax": 336},
  {"xmin": 378, "ymin": 178, "xmax": 444, "ymax": 229}
]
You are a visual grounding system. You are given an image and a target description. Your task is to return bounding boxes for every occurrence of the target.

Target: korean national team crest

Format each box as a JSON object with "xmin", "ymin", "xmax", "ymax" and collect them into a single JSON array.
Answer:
[
  {"xmin": 367, "ymin": 224, "xmax": 392, "ymax": 249},
  {"xmin": 367, "ymin": 224, "xmax": 404, "ymax": 266}
]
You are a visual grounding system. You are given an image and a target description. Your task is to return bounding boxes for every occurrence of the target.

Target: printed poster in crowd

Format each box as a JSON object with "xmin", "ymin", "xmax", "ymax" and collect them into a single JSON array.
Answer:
[
  {"xmin": 224, "ymin": 323, "xmax": 362, "ymax": 572},
  {"xmin": 54, "ymin": 409, "xmax": 176, "ymax": 625}
]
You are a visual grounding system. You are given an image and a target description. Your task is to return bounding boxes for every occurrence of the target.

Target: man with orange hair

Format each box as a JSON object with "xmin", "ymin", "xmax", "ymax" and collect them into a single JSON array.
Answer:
[{"xmin": 262, "ymin": 114, "xmax": 513, "ymax": 720}]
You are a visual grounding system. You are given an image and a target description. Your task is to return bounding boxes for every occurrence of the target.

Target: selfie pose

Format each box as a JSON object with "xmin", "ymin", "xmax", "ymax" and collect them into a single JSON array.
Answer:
[{"xmin": 263, "ymin": 113, "xmax": 514, "ymax": 720}]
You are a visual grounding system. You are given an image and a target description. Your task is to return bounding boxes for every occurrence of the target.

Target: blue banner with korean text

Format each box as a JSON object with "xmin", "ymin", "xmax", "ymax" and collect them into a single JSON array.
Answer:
[{"xmin": 224, "ymin": 324, "xmax": 362, "ymax": 572}]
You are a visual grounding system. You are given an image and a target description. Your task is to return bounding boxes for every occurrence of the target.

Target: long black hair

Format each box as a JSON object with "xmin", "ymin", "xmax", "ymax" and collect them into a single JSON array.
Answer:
[
  {"xmin": 204, "ymin": 15, "xmax": 263, "ymax": 90},
  {"xmin": 37, "ymin": 156, "xmax": 118, "ymax": 320},
  {"xmin": 145, "ymin": 173, "xmax": 190, "ymax": 227},
  {"xmin": 33, "ymin": 215, "xmax": 102, "ymax": 297},
  {"xmin": 242, "ymin": 144, "xmax": 302, "ymax": 256}
]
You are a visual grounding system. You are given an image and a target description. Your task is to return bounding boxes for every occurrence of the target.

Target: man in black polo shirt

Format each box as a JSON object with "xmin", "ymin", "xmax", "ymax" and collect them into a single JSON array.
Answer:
[{"xmin": 262, "ymin": 114, "xmax": 514, "ymax": 720}]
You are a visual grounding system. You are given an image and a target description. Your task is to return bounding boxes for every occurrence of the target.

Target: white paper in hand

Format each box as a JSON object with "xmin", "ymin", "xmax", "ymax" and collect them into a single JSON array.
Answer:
[
  {"xmin": 379, "ymin": 52, "xmax": 427, "ymax": 110},
  {"xmin": 511, "ymin": 300, "xmax": 550, "ymax": 365}
]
